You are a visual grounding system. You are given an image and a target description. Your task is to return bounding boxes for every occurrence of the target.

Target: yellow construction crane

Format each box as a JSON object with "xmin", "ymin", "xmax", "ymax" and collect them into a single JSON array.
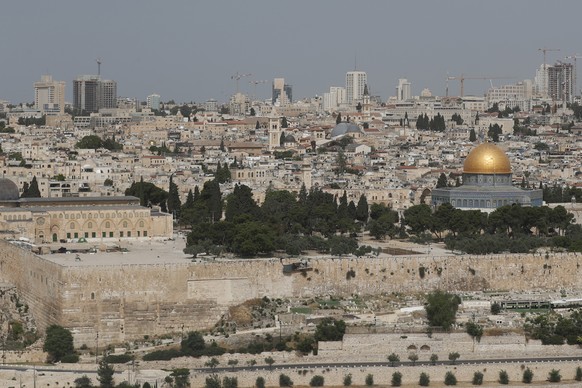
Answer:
[
  {"xmin": 230, "ymin": 72, "xmax": 252, "ymax": 94},
  {"xmin": 446, "ymin": 75, "xmax": 514, "ymax": 97}
]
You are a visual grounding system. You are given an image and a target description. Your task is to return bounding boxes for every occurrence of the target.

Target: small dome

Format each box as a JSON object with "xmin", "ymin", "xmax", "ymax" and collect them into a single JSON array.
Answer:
[
  {"xmin": 0, "ymin": 178, "xmax": 19, "ymax": 200},
  {"xmin": 463, "ymin": 143, "xmax": 511, "ymax": 174},
  {"xmin": 331, "ymin": 122, "xmax": 362, "ymax": 138}
]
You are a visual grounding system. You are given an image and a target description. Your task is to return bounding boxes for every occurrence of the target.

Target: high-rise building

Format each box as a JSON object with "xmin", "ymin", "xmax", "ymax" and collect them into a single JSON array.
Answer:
[
  {"xmin": 272, "ymin": 78, "xmax": 292, "ymax": 106},
  {"xmin": 548, "ymin": 62, "xmax": 574, "ymax": 103},
  {"xmin": 396, "ymin": 78, "xmax": 412, "ymax": 101},
  {"xmin": 34, "ymin": 75, "xmax": 66, "ymax": 114},
  {"xmin": 323, "ymin": 86, "xmax": 347, "ymax": 111},
  {"xmin": 73, "ymin": 75, "xmax": 117, "ymax": 114},
  {"xmin": 147, "ymin": 94, "xmax": 161, "ymax": 110},
  {"xmin": 346, "ymin": 71, "xmax": 367, "ymax": 105},
  {"xmin": 534, "ymin": 64, "xmax": 550, "ymax": 97}
]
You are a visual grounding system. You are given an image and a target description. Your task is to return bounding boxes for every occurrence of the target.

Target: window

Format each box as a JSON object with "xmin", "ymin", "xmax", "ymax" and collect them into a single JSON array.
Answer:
[
  {"xmin": 92, "ymin": 232, "xmax": 96, "ymax": 238},
  {"xmin": 139, "ymin": 221, "xmax": 144, "ymax": 227},
  {"xmin": 70, "ymin": 223, "xmax": 75, "ymax": 229},
  {"xmin": 127, "ymin": 231, "xmax": 131, "ymax": 237},
  {"xmin": 66, "ymin": 233, "xmax": 71, "ymax": 239},
  {"xmin": 137, "ymin": 231, "xmax": 141, "ymax": 237},
  {"xmin": 102, "ymin": 232, "xmax": 106, "ymax": 238},
  {"xmin": 74, "ymin": 232, "xmax": 78, "ymax": 238},
  {"xmin": 123, "ymin": 221, "xmax": 128, "ymax": 228},
  {"xmin": 109, "ymin": 232, "xmax": 113, "ymax": 237},
  {"xmin": 88, "ymin": 222, "xmax": 92, "ymax": 229},
  {"xmin": 105, "ymin": 221, "xmax": 110, "ymax": 228},
  {"xmin": 120, "ymin": 231, "xmax": 124, "ymax": 237},
  {"xmin": 143, "ymin": 231, "xmax": 147, "ymax": 237},
  {"xmin": 84, "ymin": 232, "xmax": 89, "ymax": 238}
]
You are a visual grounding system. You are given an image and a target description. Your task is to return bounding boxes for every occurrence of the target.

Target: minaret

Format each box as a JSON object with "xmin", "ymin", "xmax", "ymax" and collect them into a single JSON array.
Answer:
[{"xmin": 268, "ymin": 116, "xmax": 281, "ymax": 151}]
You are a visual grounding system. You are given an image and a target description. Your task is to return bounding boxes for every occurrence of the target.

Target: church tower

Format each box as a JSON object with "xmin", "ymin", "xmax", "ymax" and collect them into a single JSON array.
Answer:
[
  {"xmin": 268, "ymin": 117, "xmax": 281, "ymax": 151},
  {"xmin": 362, "ymin": 84, "xmax": 371, "ymax": 119},
  {"xmin": 301, "ymin": 157, "xmax": 312, "ymax": 190}
]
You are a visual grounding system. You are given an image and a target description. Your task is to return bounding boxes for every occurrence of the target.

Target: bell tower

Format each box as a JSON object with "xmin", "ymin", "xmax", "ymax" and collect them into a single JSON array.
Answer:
[{"xmin": 268, "ymin": 117, "xmax": 281, "ymax": 151}]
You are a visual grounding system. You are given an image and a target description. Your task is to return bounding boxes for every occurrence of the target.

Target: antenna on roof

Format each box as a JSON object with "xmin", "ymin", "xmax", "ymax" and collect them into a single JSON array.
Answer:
[
  {"xmin": 96, "ymin": 58, "xmax": 102, "ymax": 77},
  {"xmin": 354, "ymin": 51, "xmax": 357, "ymax": 71}
]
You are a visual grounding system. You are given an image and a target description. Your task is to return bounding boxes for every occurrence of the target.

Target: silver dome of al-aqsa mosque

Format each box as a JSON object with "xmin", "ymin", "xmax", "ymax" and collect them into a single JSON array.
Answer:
[
  {"xmin": 330, "ymin": 122, "xmax": 362, "ymax": 139},
  {"xmin": 0, "ymin": 178, "xmax": 19, "ymax": 201}
]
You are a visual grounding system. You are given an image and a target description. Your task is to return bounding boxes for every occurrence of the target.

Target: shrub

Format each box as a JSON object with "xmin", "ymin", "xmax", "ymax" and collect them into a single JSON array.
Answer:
[
  {"xmin": 310, "ymin": 375, "xmax": 324, "ymax": 387},
  {"xmin": 444, "ymin": 371, "xmax": 457, "ymax": 386},
  {"xmin": 522, "ymin": 368, "xmax": 533, "ymax": 383},
  {"xmin": 143, "ymin": 349, "xmax": 183, "ymax": 361},
  {"xmin": 391, "ymin": 371, "xmax": 402, "ymax": 387},
  {"xmin": 256, "ymin": 376, "xmax": 265, "ymax": 388},
  {"xmin": 279, "ymin": 373, "xmax": 293, "ymax": 387},
  {"xmin": 498, "ymin": 370, "xmax": 509, "ymax": 384},
  {"xmin": 472, "ymin": 371, "xmax": 483, "ymax": 385},
  {"xmin": 365, "ymin": 373, "xmax": 374, "ymax": 386},
  {"xmin": 548, "ymin": 369, "xmax": 561, "ymax": 383},
  {"xmin": 223, "ymin": 376, "xmax": 238, "ymax": 388},
  {"xmin": 60, "ymin": 353, "xmax": 79, "ymax": 363},
  {"xmin": 419, "ymin": 372, "xmax": 430, "ymax": 386},
  {"xmin": 343, "ymin": 374, "xmax": 352, "ymax": 386},
  {"xmin": 576, "ymin": 366, "xmax": 582, "ymax": 381},
  {"xmin": 104, "ymin": 353, "xmax": 134, "ymax": 364}
]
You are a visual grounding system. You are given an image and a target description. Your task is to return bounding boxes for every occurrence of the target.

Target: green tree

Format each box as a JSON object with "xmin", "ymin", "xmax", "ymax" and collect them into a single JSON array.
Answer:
[
  {"xmin": 205, "ymin": 357, "xmax": 220, "ymax": 370},
  {"xmin": 205, "ymin": 374, "xmax": 221, "ymax": 388},
  {"xmin": 498, "ymin": 370, "xmax": 509, "ymax": 384},
  {"xmin": 315, "ymin": 318, "xmax": 346, "ymax": 341},
  {"xmin": 225, "ymin": 184, "xmax": 260, "ymax": 222},
  {"xmin": 223, "ymin": 376, "xmax": 238, "ymax": 388},
  {"xmin": 167, "ymin": 175, "xmax": 181, "ymax": 219},
  {"xmin": 522, "ymin": 367, "xmax": 533, "ymax": 383},
  {"xmin": 448, "ymin": 352, "xmax": 460, "ymax": 365},
  {"xmin": 181, "ymin": 331, "xmax": 205, "ymax": 356},
  {"xmin": 264, "ymin": 356, "xmax": 275, "ymax": 370},
  {"xmin": 419, "ymin": 372, "xmax": 430, "ymax": 387},
  {"xmin": 310, "ymin": 375, "xmax": 324, "ymax": 387},
  {"xmin": 403, "ymin": 204, "xmax": 433, "ymax": 236},
  {"xmin": 355, "ymin": 194, "xmax": 369, "ymax": 222},
  {"xmin": 171, "ymin": 368, "xmax": 191, "ymax": 388},
  {"xmin": 74, "ymin": 375, "xmax": 93, "ymax": 388},
  {"xmin": 491, "ymin": 302, "xmax": 501, "ymax": 315},
  {"xmin": 250, "ymin": 107, "xmax": 256, "ymax": 116},
  {"xmin": 365, "ymin": 374, "xmax": 374, "ymax": 386},
  {"xmin": 472, "ymin": 371, "xmax": 484, "ymax": 385},
  {"xmin": 444, "ymin": 371, "xmax": 457, "ymax": 386},
  {"xmin": 436, "ymin": 173, "xmax": 448, "ymax": 188},
  {"xmin": 220, "ymin": 138, "xmax": 226, "ymax": 152},
  {"xmin": 22, "ymin": 176, "xmax": 41, "ymax": 198},
  {"xmin": 43, "ymin": 325, "xmax": 74, "ymax": 362},
  {"xmin": 387, "ymin": 353, "xmax": 400, "ymax": 367},
  {"xmin": 548, "ymin": 369, "xmax": 561, "ymax": 382},
  {"xmin": 281, "ymin": 116, "xmax": 288, "ymax": 128},
  {"xmin": 227, "ymin": 359, "xmax": 239, "ymax": 371},
  {"xmin": 408, "ymin": 353, "xmax": 418, "ymax": 365},
  {"xmin": 279, "ymin": 373, "xmax": 293, "ymax": 387},
  {"xmin": 336, "ymin": 113, "xmax": 342, "ymax": 124},
  {"xmin": 343, "ymin": 373, "xmax": 352, "ymax": 386},
  {"xmin": 466, "ymin": 321, "xmax": 483, "ymax": 342},
  {"xmin": 75, "ymin": 135, "xmax": 103, "ymax": 149},
  {"xmin": 97, "ymin": 360, "xmax": 115, "ymax": 388},
  {"xmin": 425, "ymin": 291, "xmax": 460, "ymax": 330},
  {"xmin": 256, "ymin": 376, "xmax": 266, "ymax": 388},
  {"xmin": 391, "ymin": 371, "xmax": 402, "ymax": 387},
  {"xmin": 575, "ymin": 366, "xmax": 582, "ymax": 381},
  {"xmin": 430, "ymin": 354, "xmax": 438, "ymax": 365},
  {"xmin": 104, "ymin": 178, "xmax": 113, "ymax": 187}
]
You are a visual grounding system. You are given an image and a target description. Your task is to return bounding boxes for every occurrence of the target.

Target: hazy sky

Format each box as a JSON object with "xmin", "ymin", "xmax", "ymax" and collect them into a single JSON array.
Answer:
[{"xmin": 1, "ymin": 0, "xmax": 580, "ymax": 104}]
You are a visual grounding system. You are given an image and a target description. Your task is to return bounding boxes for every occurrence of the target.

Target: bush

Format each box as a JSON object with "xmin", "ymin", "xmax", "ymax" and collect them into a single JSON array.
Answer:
[
  {"xmin": 419, "ymin": 372, "xmax": 430, "ymax": 386},
  {"xmin": 343, "ymin": 373, "xmax": 352, "ymax": 386},
  {"xmin": 142, "ymin": 348, "xmax": 183, "ymax": 361},
  {"xmin": 365, "ymin": 373, "xmax": 374, "ymax": 386},
  {"xmin": 391, "ymin": 371, "xmax": 402, "ymax": 387},
  {"xmin": 256, "ymin": 377, "xmax": 265, "ymax": 388},
  {"xmin": 499, "ymin": 370, "xmax": 509, "ymax": 384},
  {"xmin": 522, "ymin": 368, "xmax": 533, "ymax": 383},
  {"xmin": 223, "ymin": 376, "xmax": 238, "ymax": 388},
  {"xmin": 60, "ymin": 353, "xmax": 79, "ymax": 363},
  {"xmin": 490, "ymin": 302, "xmax": 501, "ymax": 315},
  {"xmin": 279, "ymin": 373, "xmax": 293, "ymax": 387},
  {"xmin": 444, "ymin": 371, "xmax": 457, "ymax": 386},
  {"xmin": 310, "ymin": 375, "xmax": 324, "ymax": 387},
  {"xmin": 576, "ymin": 366, "xmax": 582, "ymax": 381},
  {"xmin": 472, "ymin": 371, "xmax": 483, "ymax": 385},
  {"xmin": 104, "ymin": 353, "xmax": 134, "ymax": 364},
  {"xmin": 548, "ymin": 369, "xmax": 561, "ymax": 382}
]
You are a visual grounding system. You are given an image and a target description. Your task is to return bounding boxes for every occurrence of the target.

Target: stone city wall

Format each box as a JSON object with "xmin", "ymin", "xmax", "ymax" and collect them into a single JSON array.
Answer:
[{"xmin": 2, "ymin": 238, "xmax": 582, "ymax": 345}]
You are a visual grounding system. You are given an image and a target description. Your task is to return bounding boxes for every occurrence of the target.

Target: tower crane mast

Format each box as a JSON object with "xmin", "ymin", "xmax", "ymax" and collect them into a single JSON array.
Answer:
[
  {"xmin": 230, "ymin": 72, "xmax": 252, "ymax": 94},
  {"xmin": 446, "ymin": 75, "xmax": 514, "ymax": 97}
]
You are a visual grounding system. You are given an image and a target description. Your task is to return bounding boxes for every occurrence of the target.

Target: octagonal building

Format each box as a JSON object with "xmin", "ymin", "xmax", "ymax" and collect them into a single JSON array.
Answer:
[{"xmin": 431, "ymin": 143, "xmax": 543, "ymax": 212}]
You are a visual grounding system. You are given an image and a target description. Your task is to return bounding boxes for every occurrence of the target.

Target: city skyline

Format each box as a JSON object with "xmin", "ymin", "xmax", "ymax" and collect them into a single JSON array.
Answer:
[{"xmin": 1, "ymin": 0, "xmax": 581, "ymax": 103}]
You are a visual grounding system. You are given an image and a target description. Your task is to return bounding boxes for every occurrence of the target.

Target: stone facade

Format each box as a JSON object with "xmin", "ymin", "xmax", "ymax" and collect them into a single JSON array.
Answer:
[{"xmin": 1, "ymin": 239, "xmax": 582, "ymax": 346}]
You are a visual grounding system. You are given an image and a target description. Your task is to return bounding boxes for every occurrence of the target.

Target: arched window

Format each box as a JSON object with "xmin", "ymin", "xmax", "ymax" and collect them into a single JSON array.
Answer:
[
  {"xmin": 123, "ymin": 221, "xmax": 128, "ymax": 228},
  {"xmin": 88, "ymin": 222, "xmax": 93, "ymax": 229},
  {"xmin": 105, "ymin": 221, "xmax": 110, "ymax": 228},
  {"xmin": 70, "ymin": 223, "xmax": 75, "ymax": 229}
]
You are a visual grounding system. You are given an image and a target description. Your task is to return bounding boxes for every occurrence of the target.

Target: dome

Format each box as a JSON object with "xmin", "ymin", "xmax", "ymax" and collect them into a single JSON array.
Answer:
[
  {"xmin": 330, "ymin": 122, "xmax": 362, "ymax": 138},
  {"xmin": 0, "ymin": 178, "xmax": 19, "ymax": 201},
  {"xmin": 463, "ymin": 143, "xmax": 511, "ymax": 174}
]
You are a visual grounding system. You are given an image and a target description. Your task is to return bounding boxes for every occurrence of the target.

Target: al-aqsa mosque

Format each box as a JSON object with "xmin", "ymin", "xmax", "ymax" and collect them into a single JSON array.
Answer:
[{"xmin": 431, "ymin": 142, "xmax": 543, "ymax": 211}]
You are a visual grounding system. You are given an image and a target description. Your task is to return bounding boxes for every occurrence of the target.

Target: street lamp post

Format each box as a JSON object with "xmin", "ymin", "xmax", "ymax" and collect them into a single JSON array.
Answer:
[{"xmin": 95, "ymin": 331, "xmax": 99, "ymax": 364}]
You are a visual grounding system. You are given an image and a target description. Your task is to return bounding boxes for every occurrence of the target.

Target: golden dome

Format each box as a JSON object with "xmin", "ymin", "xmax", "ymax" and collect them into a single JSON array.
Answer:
[{"xmin": 463, "ymin": 143, "xmax": 511, "ymax": 174}]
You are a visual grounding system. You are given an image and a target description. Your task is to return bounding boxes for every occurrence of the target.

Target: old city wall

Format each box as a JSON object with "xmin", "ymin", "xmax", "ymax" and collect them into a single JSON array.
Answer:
[
  {"xmin": 3, "ymin": 242, "xmax": 582, "ymax": 345},
  {"xmin": 0, "ymin": 240, "xmax": 63, "ymax": 332}
]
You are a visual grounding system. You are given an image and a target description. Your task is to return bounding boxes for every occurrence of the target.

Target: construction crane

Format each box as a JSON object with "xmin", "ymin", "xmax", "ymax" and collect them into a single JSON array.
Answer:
[
  {"xmin": 538, "ymin": 48, "xmax": 560, "ymax": 97},
  {"xmin": 230, "ymin": 72, "xmax": 251, "ymax": 94},
  {"xmin": 446, "ymin": 75, "xmax": 514, "ymax": 97},
  {"xmin": 565, "ymin": 54, "xmax": 582, "ymax": 98},
  {"xmin": 96, "ymin": 58, "xmax": 102, "ymax": 76},
  {"xmin": 249, "ymin": 80, "xmax": 268, "ymax": 101}
]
